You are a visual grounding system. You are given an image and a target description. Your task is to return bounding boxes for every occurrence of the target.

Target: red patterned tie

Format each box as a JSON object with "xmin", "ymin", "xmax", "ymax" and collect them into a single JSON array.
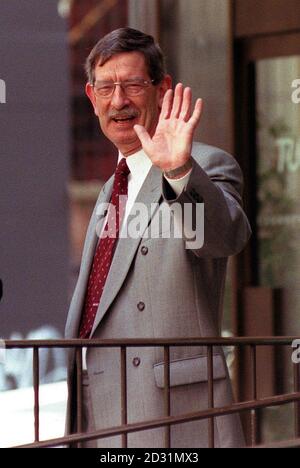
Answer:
[{"xmin": 79, "ymin": 158, "xmax": 130, "ymax": 338}]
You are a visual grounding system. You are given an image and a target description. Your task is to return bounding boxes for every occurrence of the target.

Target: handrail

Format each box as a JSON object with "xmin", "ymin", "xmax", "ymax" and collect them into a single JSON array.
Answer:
[{"xmin": 3, "ymin": 336, "xmax": 300, "ymax": 348}]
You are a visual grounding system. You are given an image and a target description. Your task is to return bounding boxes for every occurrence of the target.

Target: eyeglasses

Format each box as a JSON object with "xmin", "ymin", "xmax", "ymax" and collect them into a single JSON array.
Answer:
[{"xmin": 93, "ymin": 78, "xmax": 155, "ymax": 98}]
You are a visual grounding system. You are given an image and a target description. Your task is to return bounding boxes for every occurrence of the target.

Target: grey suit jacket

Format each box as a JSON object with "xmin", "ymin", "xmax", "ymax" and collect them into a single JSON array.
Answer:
[{"xmin": 65, "ymin": 142, "xmax": 251, "ymax": 448}]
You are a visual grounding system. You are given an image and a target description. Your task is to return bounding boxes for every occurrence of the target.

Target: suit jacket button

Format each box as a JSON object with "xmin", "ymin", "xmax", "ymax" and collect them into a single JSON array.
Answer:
[
  {"xmin": 137, "ymin": 301, "xmax": 145, "ymax": 311},
  {"xmin": 133, "ymin": 357, "xmax": 141, "ymax": 367},
  {"xmin": 141, "ymin": 246, "xmax": 148, "ymax": 255}
]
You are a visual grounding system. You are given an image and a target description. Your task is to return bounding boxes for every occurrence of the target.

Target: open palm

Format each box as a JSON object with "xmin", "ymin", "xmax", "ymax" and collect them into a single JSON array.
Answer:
[{"xmin": 134, "ymin": 83, "xmax": 203, "ymax": 173}]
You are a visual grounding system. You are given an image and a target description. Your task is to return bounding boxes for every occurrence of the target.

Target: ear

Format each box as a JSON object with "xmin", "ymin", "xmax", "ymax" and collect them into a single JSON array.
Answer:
[
  {"xmin": 85, "ymin": 83, "xmax": 99, "ymax": 116},
  {"xmin": 158, "ymin": 74, "xmax": 172, "ymax": 109}
]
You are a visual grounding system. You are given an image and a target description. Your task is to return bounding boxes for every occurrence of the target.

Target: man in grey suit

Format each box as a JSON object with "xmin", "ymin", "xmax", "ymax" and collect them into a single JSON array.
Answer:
[{"xmin": 65, "ymin": 27, "xmax": 251, "ymax": 448}]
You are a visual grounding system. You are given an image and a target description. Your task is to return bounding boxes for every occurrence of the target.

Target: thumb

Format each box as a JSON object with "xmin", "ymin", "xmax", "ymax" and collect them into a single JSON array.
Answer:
[{"xmin": 134, "ymin": 124, "xmax": 152, "ymax": 150}]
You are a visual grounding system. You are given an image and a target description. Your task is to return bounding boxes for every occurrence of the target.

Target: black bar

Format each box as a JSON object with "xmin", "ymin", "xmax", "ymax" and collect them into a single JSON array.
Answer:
[
  {"xmin": 164, "ymin": 346, "xmax": 171, "ymax": 448},
  {"xmin": 207, "ymin": 346, "xmax": 215, "ymax": 448},
  {"xmin": 250, "ymin": 345, "xmax": 258, "ymax": 446},
  {"xmin": 76, "ymin": 347, "xmax": 83, "ymax": 448},
  {"xmin": 294, "ymin": 362, "xmax": 300, "ymax": 438},
  {"xmin": 33, "ymin": 347, "xmax": 40, "ymax": 443},
  {"xmin": 121, "ymin": 346, "xmax": 128, "ymax": 448}
]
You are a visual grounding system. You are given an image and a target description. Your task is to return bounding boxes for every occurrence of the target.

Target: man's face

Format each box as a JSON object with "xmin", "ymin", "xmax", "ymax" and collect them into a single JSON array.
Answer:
[{"xmin": 86, "ymin": 52, "xmax": 171, "ymax": 156}]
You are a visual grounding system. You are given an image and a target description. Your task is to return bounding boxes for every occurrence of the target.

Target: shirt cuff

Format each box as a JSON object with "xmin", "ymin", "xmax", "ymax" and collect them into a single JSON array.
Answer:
[{"xmin": 163, "ymin": 168, "xmax": 193, "ymax": 197}]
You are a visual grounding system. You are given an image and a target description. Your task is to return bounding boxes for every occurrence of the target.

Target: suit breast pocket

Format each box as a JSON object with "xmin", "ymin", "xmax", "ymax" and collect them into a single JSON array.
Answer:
[{"xmin": 153, "ymin": 354, "xmax": 226, "ymax": 389}]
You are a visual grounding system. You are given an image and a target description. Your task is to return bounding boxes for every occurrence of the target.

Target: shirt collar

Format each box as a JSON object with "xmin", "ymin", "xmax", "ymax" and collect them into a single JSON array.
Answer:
[{"xmin": 118, "ymin": 148, "xmax": 153, "ymax": 180}]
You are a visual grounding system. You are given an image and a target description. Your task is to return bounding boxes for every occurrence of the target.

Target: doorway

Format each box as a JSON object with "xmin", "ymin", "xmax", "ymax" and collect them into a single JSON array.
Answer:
[{"xmin": 234, "ymin": 28, "xmax": 300, "ymax": 444}]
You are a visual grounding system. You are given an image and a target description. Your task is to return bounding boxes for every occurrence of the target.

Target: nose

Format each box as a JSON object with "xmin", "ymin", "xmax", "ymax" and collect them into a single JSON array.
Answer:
[{"xmin": 110, "ymin": 84, "xmax": 130, "ymax": 109}]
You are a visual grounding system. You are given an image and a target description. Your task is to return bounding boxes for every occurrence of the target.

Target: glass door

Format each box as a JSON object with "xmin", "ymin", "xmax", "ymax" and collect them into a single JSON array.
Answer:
[
  {"xmin": 255, "ymin": 55, "xmax": 300, "ymax": 442},
  {"xmin": 256, "ymin": 56, "xmax": 300, "ymax": 333}
]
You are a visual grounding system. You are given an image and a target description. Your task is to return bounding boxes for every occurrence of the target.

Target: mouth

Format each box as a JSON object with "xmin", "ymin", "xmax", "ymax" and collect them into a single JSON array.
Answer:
[
  {"xmin": 112, "ymin": 116, "xmax": 136, "ymax": 123},
  {"xmin": 109, "ymin": 109, "xmax": 140, "ymax": 126}
]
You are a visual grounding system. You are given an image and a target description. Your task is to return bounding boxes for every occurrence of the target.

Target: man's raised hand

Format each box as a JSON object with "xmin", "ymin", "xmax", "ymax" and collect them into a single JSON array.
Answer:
[{"xmin": 134, "ymin": 83, "xmax": 203, "ymax": 176}]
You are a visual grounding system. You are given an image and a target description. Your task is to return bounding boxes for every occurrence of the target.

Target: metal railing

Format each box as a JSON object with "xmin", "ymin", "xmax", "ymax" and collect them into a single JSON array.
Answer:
[{"xmin": 2, "ymin": 336, "xmax": 300, "ymax": 448}]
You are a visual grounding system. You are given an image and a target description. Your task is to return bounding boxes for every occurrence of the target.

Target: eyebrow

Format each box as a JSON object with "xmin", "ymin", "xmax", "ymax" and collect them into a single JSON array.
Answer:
[{"xmin": 95, "ymin": 76, "xmax": 146, "ymax": 83}]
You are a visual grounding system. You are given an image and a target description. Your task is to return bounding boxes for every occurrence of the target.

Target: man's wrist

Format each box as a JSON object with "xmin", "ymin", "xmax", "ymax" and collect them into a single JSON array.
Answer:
[{"xmin": 164, "ymin": 159, "xmax": 193, "ymax": 180}]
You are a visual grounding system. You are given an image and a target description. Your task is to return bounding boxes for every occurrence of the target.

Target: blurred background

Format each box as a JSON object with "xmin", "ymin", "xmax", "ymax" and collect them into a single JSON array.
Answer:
[{"xmin": 0, "ymin": 0, "xmax": 300, "ymax": 446}]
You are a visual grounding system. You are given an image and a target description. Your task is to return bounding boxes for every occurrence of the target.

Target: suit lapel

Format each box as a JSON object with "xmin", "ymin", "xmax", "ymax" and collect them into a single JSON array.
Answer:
[{"xmin": 91, "ymin": 164, "xmax": 163, "ymax": 336}]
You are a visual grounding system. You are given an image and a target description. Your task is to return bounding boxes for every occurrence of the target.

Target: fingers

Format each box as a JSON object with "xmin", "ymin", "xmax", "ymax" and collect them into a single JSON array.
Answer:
[
  {"xmin": 161, "ymin": 83, "xmax": 201, "ymax": 126},
  {"xmin": 179, "ymin": 87, "xmax": 192, "ymax": 122},
  {"xmin": 188, "ymin": 98, "xmax": 203, "ymax": 130},
  {"xmin": 133, "ymin": 124, "xmax": 152, "ymax": 152},
  {"xmin": 170, "ymin": 83, "xmax": 184, "ymax": 118},
  {"xmin": 160, "ymin": 88, "xmax": 173, "ymax": 120}
]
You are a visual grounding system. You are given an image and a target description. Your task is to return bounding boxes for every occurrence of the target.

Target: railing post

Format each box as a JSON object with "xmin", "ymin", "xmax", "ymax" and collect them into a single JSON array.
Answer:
[
  {"xmin": 164, "ymin": 346, "xmax": 171, "ymax": 448},
  {"xmin": 250, "ymin": 345, "xmax": 258, "ymax": 446},
  {"xmin": 121, "ymin": 346, "xmax": 128, "ymax": 448},
  {"xmin": 293, "ymin": 361, "xmax": 300, "ymax": 438},
  {"xmin": 76, "ymin": 346, "xmax": 83, "ymax": 448},
  {"xmin": 207, "ymin": 346, "xmax": 215, "ymax": 448},
  {"xmin": 33, "ymin": 346, "xmax": 40, "ymax": 443}
]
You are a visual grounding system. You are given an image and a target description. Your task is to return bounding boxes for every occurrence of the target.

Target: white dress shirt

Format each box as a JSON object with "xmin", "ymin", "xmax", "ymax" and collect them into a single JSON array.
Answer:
[{"xmin": 119, "ymin": 148, "xmax": 192, "ymax": 225}]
